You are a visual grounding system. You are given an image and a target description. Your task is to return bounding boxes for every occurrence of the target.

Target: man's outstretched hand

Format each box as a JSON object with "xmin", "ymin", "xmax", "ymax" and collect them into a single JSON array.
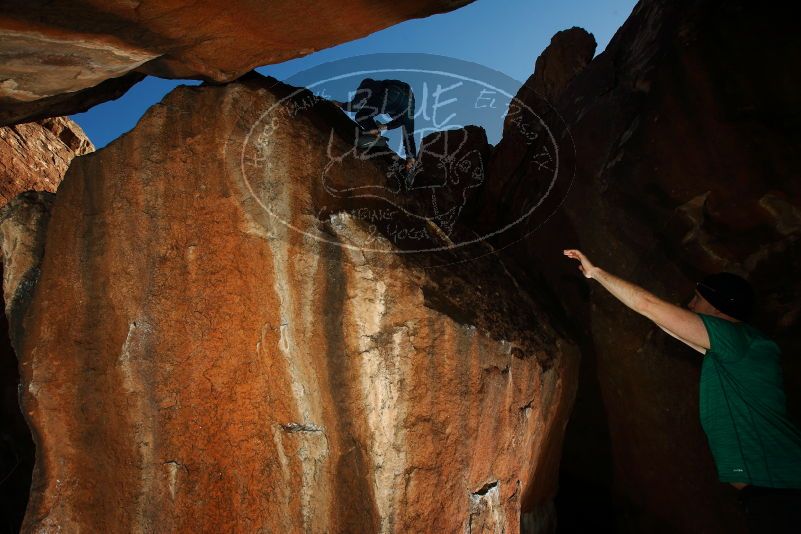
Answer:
[{"xmin": 564, "ymin": 249, "xmax": 597, "ymax": 279}]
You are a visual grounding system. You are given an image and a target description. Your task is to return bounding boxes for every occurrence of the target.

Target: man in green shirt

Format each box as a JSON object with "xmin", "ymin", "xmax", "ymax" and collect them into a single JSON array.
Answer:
[{"xmin": 563, "ymin": 249, "xmax": 801, "ymax": 532}]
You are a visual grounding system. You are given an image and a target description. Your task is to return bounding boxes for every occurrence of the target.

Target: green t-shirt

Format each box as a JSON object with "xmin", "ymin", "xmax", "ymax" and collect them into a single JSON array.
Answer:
[{"xmin": 699, "ymin": 314, "xmax": 801, "ymax": 487}]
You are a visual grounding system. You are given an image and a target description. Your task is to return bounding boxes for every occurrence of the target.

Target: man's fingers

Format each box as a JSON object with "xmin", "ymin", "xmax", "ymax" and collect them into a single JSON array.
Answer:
[{"xmin": 564, "ymin": 249, "xmax": 592, "ymax": 278}]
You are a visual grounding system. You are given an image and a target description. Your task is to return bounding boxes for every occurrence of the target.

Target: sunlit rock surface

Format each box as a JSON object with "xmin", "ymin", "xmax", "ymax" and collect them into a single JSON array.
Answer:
[
  {"xmin": 0, "ymin": 0, "xmax": 474, "ymax": 125},
  {"xmin": 0, "ymin": 117, "xmax": 93, "ymax": 203},
  {"xmin": 9, "ymin": 74, "xmax": 578, "ymax": 533}
]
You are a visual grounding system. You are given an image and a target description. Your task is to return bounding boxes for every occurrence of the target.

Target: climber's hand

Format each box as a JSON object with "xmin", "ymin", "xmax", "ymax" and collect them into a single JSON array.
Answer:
[
  {"xmin": 366, "ymin": 129, "xmax": 381, "ymax": 137},
  {"xmin": 563, "ymin": 249, "xmax": 597, "ymax": 279},
  {"xmin": 404, "ymin": 157, "xmax": 417, "ymax": 171}
]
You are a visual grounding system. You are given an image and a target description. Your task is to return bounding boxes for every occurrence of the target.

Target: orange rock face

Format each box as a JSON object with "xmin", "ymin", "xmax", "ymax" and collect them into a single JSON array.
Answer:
[
  {"xmin": 12, "ymin": 75, "xmax": 578, "ymax": 532},
  {"xmin": 0, "ymin": 117, "xmax": 93, "ymax": 204},
  {"xmin": 0, "ymin": 0, "xmax": 474, "ymax": 125}
]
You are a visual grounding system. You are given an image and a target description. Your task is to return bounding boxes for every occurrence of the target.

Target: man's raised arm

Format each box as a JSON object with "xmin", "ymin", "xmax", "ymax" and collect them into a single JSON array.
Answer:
[{"xmin": 563, "ymin": 249, "xmax": 710, "ymax": 354}]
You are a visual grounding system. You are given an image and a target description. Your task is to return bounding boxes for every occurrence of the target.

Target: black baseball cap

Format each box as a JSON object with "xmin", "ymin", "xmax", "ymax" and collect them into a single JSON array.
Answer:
[{"xmin": 696, "ymin": 272, "xmax": 755, "ymax": 321}]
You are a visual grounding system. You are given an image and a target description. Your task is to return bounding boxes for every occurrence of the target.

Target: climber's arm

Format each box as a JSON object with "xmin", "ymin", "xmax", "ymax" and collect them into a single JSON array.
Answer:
[
  {"xmin": 335, "ymin": 79, "xmax": 379, "ymax": 112},
  {"xmin": 334, "ymin": 95, "xmax": 360, "ymax": 112},
  {"xmin": 656, "ymin": 325, "xmax": 707, "ymax": 353},
  {"xmin": 563, "ymin": 249, "xmax": 710, "ymax": 354},
  {"xmin": 383, "ymin": 114, "xmax": 405, "ymax": 130}
]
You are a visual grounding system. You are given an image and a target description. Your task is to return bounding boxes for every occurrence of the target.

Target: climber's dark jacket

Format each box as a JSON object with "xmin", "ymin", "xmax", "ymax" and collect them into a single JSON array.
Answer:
[{"xmin": 341, "ymin": 78, "xmax": 417, "ymax": 158}]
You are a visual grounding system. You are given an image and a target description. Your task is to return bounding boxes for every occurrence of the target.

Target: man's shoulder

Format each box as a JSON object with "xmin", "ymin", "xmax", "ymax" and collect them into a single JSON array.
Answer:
[
  {"xmin": 699, "ymin": 313, "xmax": 780, "ymax": 363},
  {"xmin": 698, "ymin": 313, "xmax": 762, "ymax": 338},
  {"xmin": 729, "ymin": 319, "xmax": 777, "ymax": 347},
  {"xmin": 698, "ymin": 313, "xmax": 742, "ymax": 336}
]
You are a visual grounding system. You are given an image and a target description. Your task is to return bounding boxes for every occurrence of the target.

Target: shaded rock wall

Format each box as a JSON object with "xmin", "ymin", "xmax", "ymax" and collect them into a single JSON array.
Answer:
[
  {"xmin": 0, "ymin": 116, "xmax": 91, "ymax": 533},
  {"xmin": 0, "ymin": 257, "xmax": 31, "ymax": 534},
  {"xmin": 9, "ymin": 75, "xmax": 578, "ymax": 533},
  {"xmin": 480, "ymin": 0, "xmax": 801, "ymax": 532},
  {"xmin": 412, "ymin": 125, "xmax": 491, "ymax": 236},
  {"xmin": 0, "ymin": 0, "xmax": 474, "ymax": 125},
  {"xmin": 528, "ymin": 27, "xmax": 598, "ymax": 102},
  {"xmin": 482, "ymin": 27, "xmax": 595, "ymax": 231},
  {"xmin": 0, "ymin": 191, "xmax": 55, "ymax": 329}
]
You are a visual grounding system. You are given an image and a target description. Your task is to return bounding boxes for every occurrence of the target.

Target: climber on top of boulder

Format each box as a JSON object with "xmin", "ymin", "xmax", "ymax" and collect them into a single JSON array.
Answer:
[
  {"xmin": 564, "ymin": 248, "xmax": 801, "ymax": 534},
  {"xmin": 332, "ymin": 78, "xmax": 418, "ymax": 175}
]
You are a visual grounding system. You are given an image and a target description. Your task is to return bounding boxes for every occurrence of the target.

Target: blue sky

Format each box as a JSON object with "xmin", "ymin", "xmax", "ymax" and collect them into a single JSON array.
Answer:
[{"xmin": 71, "ymin": 0, "xmax": 637, "ymax": 148}]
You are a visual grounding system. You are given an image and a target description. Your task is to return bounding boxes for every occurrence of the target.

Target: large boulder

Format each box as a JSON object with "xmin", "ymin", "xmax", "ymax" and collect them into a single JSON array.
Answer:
[
  {"xmin": 480, "ymin": 0, "xmax": 801, "ymax": 532},
  {"xmin": 9, "ymin": 74, "xmax": 578, "ymax": 532},
  {"xmin": 0, "ymin": 0, "xmax": 474, "ymax": 125}
]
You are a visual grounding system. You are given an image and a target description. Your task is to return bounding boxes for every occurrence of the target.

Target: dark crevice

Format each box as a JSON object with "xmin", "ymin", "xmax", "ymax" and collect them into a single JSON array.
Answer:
[
  {"xmin": 280, "ymin": 422, "xmax": 323, "ymax": 433},
  {"xmin": 0, "ymin": 261, "xmax": 35, "ymax": 534},
  {"xmin": 472, "ymin": 480, "xmax": 499, "ymax": 496}
]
